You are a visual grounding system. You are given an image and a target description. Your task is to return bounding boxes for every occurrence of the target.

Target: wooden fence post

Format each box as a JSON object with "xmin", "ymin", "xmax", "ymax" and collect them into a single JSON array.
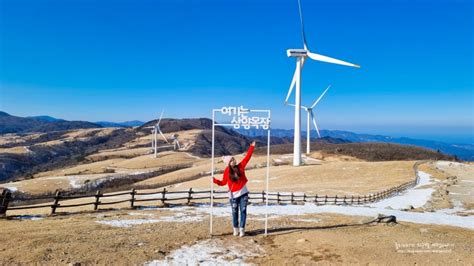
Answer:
[
  {"xmin": 290, "ymin": 193, "xmax": 294, "ymax": 204},
  {"xmin": 351, "ymin": 195, "xmax": 354, "ymax": 204},
  {"xmin": 343, "ymin": 195, "xmax": 347, "ymax": 205},
  {"xmin": 130, "ymin": 188, "xmax": 136, "ymax": 208},
  {"xmin": 334, "ymin": 195, "xmax": 338, "ymax": 205},
  {"xmin": 303, "ymin": 193, "xmax": 306, "ymax": 203},
  {"xmin": 187, "ymin": 188, "xmax": 193, "ymax": 205},
  {"xmin": 324, "ymin": 195, "xmax": 328, "ymax": 204},
  {"xmin": 276, "ymin": 192, "xmax": 280, "ymax": 205},
  {"xmin": 161, "ymin": 188, "xmax": 167, "ymax": 206},
  {"xmin": 51, "ymin": 190, "xmax": 61, "ymax": 215},
  {"xmin": 261, "ymin": 190, "xmax": 265, "ymax": 203},
  {"xmin": 314, "ymin": 195, "xmax": 318, "ymax": 205},
  {"xmin": 94, "ymin": 190, "xmax": 101, "ymax": 211},
  {"xmin": 0, "ymin": 189, "xmax": 12, "ymax": 216}
]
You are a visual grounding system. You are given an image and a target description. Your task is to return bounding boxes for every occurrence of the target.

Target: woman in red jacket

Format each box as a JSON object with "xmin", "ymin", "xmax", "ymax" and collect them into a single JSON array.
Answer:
[{"xmin": 213, "ymin": 140, "xmax": 256, "ymax": 237}]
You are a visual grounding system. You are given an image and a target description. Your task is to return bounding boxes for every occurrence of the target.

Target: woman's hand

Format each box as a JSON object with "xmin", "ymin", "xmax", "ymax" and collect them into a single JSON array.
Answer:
[{"xmin": 251, "ymin": 140, "xmax": 256, "ymax": 147}]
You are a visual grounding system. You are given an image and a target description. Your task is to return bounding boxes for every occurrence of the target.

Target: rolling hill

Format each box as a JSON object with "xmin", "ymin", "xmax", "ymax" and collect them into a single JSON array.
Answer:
[{"xmin": 0, "ymin": 111, "xmax": 101, "ymax": 134}]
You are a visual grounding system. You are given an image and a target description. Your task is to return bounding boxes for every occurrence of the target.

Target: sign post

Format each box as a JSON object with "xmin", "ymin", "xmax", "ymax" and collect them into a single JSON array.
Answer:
[{"xmin": 210, "ymin": 106, "xmax": 271, "ymax": 236}]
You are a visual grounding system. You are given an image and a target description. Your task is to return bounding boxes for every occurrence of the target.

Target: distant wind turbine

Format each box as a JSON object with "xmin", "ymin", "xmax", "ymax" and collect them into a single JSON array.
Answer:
[
  {"xmin": 288, "ymin": 85, "xmax": 331, "ymax": 154},
  {"xmin": 153, "ymin": 110, "xmax": 169, "ymax": 157},
  {"xmin": 145, "ymin": 110, "xmax": 169, "ymax": 158}
]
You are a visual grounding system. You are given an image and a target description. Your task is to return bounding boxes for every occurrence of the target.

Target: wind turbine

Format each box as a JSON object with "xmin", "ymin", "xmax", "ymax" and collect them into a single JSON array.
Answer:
[
  {"xmin": 153, "ymin": 110, "xmax": 169, "ymax": 158},
  {"xmin": 145, "ymin": 110, "xmax": 169, "ymax": 158},
  {"xmin": 285, "ymin": 0, "xmax": 360, "ymax": 166},
  {"xmin": 288, "ymin": 85, "xmax": 331, "ymax": 154}
]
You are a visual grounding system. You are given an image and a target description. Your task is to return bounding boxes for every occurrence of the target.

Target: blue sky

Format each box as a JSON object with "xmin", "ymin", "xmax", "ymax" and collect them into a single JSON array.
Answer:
[{"xmin": 0, "ymin": 0, "xmax": 473, "ymax": 143}]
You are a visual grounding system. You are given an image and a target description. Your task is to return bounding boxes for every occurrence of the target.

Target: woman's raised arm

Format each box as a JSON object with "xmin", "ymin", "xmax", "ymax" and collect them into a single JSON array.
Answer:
[{"xmin": 240, "ymin": 141, "xmax": 256, "ymax": 168}]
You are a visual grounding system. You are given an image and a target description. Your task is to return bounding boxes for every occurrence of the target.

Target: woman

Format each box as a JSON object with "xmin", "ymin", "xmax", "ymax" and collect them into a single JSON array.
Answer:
[{"xmin": 213, "ymin": 140, "xmax": 256, "ymax": 237}]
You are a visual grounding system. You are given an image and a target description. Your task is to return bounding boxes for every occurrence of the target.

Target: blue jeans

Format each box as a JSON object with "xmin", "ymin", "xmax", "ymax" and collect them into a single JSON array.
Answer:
[{"xmin": 230, "ymin": 193, "xmax": 249, "ymax": 228}]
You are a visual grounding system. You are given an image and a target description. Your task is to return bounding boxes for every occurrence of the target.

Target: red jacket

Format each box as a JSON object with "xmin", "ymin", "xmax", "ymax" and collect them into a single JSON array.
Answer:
[{"xmin": 213, "ymin": 145, "xmax": 254, "ymax": 192}]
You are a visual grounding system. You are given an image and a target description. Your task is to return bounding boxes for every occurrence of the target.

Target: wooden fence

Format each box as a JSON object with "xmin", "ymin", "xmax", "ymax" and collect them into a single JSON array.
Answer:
[{"xmin": 0, "ymin": 173, "xmax": 419, "ymax": 217}]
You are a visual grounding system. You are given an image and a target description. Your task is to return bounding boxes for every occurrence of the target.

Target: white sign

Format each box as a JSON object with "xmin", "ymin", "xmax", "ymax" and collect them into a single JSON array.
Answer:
[{"xmin": 219, "ymin": 106, "xmax": 270, "ymax": 129}]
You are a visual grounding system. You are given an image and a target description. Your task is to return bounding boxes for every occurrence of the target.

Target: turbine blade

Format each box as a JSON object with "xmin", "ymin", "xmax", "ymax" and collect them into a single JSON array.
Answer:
[
  {"xmin": 308, "ymin": 52, "xmax": 360, "ymax": 68},
  {"xmin": 297, "ymin": 0, "xmax": 308, "ymax": 49},
  {"xmin": 285, "ymin": 68, "xmax": 297, "ymax": 104},
  {"xmin": 311, "ymin": 111, "xmax": 321, "ymax": 138},
  {"xmin": 157, "ymin": 109, "xmax": 164, "ymax": 125},
  {"xmin": 287, "ymin": 103, "xmax": 308, "ymax": 110},
  {"xmin": 158, "ymin": 129, "xmax": 169, "ymax": 144},
  {"xmin": 311, "ymin": 85, "xmax": 332, "ymax": 108},
  {"xmin": 285, "ymin": 58, "xmax": 306, "ymax": 104}
]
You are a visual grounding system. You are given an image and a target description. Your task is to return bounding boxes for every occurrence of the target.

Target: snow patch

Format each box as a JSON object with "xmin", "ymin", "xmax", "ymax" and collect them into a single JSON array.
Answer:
[
  {"xmin": 436, "ymin": 161, "xmax": 465, "ymax": 169},
  {"xmin": 437, "ymin": 199, "xmax": 468, "ymax": 215},
  {"xmin": 128, "ymin": 212, "xmax": 154, "ymax": 216},
  {"xmin": 292, "ymin": 218, "xmax": 322, "ymax": 223},
  {"xmin": 368, "ymin": 171, "xmax": 435, "ymax": 210},
  {"xmin": 198, "ymin": 203, "xmax": 474, "ymax": 230},
  {"xmin": 185, "ymin": 153, "xmax": 201, "ymax": 160},
  {"xmin": 2, "ymin": 185, "xmax": 18, "ymax": 192},
  {"xmin": 302, "ymin": 156, "xmax": 320, "ymax": 162},
  {"xmin": 68, "ymin": 176, "xmax": 82, "ymax": 189},
  {"xmin": 97, "ymin": 219, "xmax": 161, "ymax": 228},
  {"xmin": 145, "ymin": 238, "xmax": 263, "ymax": 265},
  {"xmin": 99, "ymin": 209, "xmax": 204, "ymax": 227},
  {"xmin": 12, "ymin": 215, "xmax": 43, "ymax": 221}
]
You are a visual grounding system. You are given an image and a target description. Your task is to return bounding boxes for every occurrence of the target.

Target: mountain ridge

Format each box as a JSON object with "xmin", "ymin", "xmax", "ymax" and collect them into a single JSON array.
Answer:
[
  {"xmin": 1, "ymin": 112, "xmax": 470, "ymax": 160},
  {"xmin": 236, "ymin": 128, "xmax": 473, "ymax": 161},
  {"xmin": 0, "ymin": 112, "xmax": 101, "ymax": 134}
]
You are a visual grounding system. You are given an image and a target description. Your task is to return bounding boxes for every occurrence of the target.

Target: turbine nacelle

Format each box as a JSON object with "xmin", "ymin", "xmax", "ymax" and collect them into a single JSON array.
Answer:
[{"xmin": 287, "ymin": 49, "xmax": 308, "ymax": 58}]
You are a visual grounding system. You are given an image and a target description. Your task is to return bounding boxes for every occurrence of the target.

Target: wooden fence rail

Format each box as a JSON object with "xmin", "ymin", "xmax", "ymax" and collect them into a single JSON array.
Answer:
[
  {"xmin": 1, "ymin": 162, "xmax": 423, "ymax": 217},
  {"xmin": 0, "ymin": 174, "xmax": 419, "ymax": 217}
]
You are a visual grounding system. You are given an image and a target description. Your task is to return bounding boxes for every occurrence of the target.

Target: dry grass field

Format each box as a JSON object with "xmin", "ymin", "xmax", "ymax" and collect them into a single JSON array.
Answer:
[{"xmin": 172, "ymin": 160, "xmax": 416, "ymax": 195}]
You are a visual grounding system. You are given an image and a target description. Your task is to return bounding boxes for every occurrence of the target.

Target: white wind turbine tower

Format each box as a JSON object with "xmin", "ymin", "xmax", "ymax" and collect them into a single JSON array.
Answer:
[
  {"xmin": 288, "ymin": 85, "xmax": 331, "ymax": 154},
  {"xmin": 285, "ymin": 0, "xmax": 360, "ymax": 166},
  {"xmin": 143, "ymin": 127, "xmax": 155, "ymax": 156}
]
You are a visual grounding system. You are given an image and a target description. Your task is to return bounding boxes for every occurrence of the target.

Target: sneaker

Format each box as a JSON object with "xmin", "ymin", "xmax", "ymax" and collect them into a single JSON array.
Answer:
[
  {"xmin": 233, "ymin": 227, "xmax": 239, "ymax": 236},
  {"xmin": 239, "ymin": 228, "xmax": 245, "ymax": 237}
]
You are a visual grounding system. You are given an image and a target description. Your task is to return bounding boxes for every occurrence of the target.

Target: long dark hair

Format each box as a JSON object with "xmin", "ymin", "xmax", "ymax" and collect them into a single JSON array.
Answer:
[{"xmin": 229, "ymin": 164, "xmax": 241, "ymax": 182}]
